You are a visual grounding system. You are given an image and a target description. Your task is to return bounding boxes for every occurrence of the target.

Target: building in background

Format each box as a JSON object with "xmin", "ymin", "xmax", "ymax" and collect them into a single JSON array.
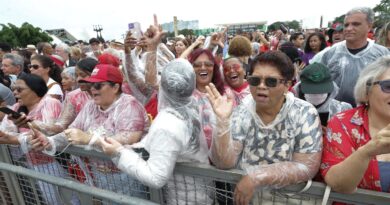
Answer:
[
  {"xmin": 45, "ymin": 29, "xmax": 77, "ymax": 44},
  {"xmin": 161, "ymin": 19, "xmax": 199, "ymax": 33}
]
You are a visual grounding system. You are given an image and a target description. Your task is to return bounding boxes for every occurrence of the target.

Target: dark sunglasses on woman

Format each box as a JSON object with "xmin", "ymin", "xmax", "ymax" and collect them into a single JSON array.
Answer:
[
  {"xmin": 366, "ymin": 79, "xmax": 390, "ymax": 93},
  {"xmin": 28, "ymin": 64, "xmax": 40, "ymax": 69},
  {"xmin": 247, "ymin": 76, "xmax": 287, "ymax": 87}
]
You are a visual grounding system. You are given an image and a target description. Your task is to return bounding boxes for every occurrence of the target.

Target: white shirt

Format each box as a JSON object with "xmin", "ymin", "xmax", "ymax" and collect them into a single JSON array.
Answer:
[{"xmin": 46, "ymin": 78, "xmax": 63, "ymax": 100}]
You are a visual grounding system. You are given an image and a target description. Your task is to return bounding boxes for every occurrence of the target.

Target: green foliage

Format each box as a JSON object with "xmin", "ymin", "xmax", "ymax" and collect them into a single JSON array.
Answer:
[
  {"xmin": 332, "ymin": 14, "xmax": 345, "ymax": 24},
  {"xmin": 0, "ymin": 22, "xmax": 52, "ymax": 48},
  {"xmin": 373, "ymin": 0, "xmax": 390, "ymax": 27},
  {"xmin": 267, "ymin": 20, "xmax": 301, "ymax": 32}
]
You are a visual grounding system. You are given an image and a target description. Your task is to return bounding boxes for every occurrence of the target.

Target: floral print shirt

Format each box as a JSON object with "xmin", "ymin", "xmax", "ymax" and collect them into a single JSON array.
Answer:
[{"xmin": 321, "ymin": 105, "xmax": 384, "ymax": 192}]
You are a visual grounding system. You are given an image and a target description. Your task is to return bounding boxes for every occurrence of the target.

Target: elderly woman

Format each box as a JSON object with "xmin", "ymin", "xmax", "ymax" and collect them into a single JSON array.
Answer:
[
  {"xmin": 223, "ymin": 57, "xmax": 250, "ymax": 105},
  {"xmin": 100, "ymin": 59, "xmax": 211, "ymax": 205},
  {"xmin": 321, "ymin": 56, "xmax": 390, "ymax": 194},
  {"xmin": 207, "ymin": 51, "xmax": 322, "ymax": 205},
  {"xmin": 0, "ymin": 74, "xmax": 63, "ymax": 205},
  {"xmin": 61, "ymin": 66, "xmax": 77, "ymax": 93},
  {"xmin": 31, "ymin": 64, "xmax": 150, "ymax": 202},
  {"xmin": 17, "ymin": 58, "xmax": 98, "ymax": 136},
  {"xmin": 189, "ymin": 49, "xmax": 225, "ymax": 148}
]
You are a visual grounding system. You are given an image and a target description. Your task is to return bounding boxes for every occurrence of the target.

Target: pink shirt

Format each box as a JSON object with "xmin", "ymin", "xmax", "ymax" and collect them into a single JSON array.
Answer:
[{"xmin": 4, "ymin": 96, "xmax": 62, "ymax": 165}]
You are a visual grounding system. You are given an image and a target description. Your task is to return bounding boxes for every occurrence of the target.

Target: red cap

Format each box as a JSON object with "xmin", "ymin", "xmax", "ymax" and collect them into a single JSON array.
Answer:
[
  {"xmin": 50, "ymin": 55, "xmax": 65, "ymax": 67},
  {"xmin": 80, "ymin": 64, "xmax": 123, "ymax": 83},
  {"xmin": 98, "ymin": 53, "xmax": 121, "ymax": 67}
]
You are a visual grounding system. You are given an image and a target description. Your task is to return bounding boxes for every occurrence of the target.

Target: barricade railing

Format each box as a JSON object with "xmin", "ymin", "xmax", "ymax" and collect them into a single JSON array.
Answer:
[{"xmin": 0, "ymin": 144, "xmax": 388, "ymax": 205}]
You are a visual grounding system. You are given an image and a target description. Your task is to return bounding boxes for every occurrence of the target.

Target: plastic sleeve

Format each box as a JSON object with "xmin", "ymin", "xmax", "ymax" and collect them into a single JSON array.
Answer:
[
  {"xmin": 113, "ymin": 130, "xmax": 181, "ymax": 189},
  {"xmin": 245, "ymin": 152, "xmax": 321, "ymax": 189},
  {"xmin": 210, "ymin": 117, "xmax": 243, "ymax": 169}
]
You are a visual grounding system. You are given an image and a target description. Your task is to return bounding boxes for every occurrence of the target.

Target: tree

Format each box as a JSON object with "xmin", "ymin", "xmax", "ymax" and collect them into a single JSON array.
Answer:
[
  {"xmin": 332, "ymin": 14, "xmax": 346, "ymax": 24},
  {"xmin": 373, "ymin": 0, "xmax": 390, "ymax": 27},
  {"xmin": 0, "ymin": 22, "xmax": 52, "ymax": 48}
]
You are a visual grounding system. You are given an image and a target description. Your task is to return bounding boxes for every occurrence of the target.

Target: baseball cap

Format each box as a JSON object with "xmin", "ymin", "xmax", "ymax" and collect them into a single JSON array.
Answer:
[
  {"xmin": 300, "ymin": 63, "xmax": 333, "ymax": 94},
  {"xmin": 80, "ymin": 64, "xmax": 123, "ymax": 84},
  {"xmin": 328, "ymin": 23, "xmax": 344, "ymax": 35}
]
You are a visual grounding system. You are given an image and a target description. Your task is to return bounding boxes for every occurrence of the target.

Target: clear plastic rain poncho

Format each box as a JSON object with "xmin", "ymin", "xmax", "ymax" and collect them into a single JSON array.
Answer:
[
  {"xmin": 320, "ymin": 40, "xmax": 390, "ymax": 107},
  {"xmin": 210, "ymin": 92, "xmax": 323, "ymax": 190},
  {"xmin": 112, "ymin": 59, "xmax": 212, "ymax": 205}
]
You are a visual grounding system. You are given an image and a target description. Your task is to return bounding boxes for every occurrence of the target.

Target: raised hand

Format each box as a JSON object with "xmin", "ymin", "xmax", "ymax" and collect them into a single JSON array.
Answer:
[
  {"xmin": 205, "ymin": 83, "xmax": 234, "ymax": 120},
  {"xmin": 124, "ymin": 31, "xmax": 138, "ymax": 54},
  {"xmin": 141, "ymin": 25, "xmax": 166, "ymax": 51},
  {"xmin": 361, "ymin": 123, "xmax": 390, "ymax": 158}
]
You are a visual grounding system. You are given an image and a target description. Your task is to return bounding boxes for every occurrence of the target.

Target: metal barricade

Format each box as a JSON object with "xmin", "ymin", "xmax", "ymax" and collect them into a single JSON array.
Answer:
[{"xmin": 0, "ymin": 144, "xmax": 389, "ymax": 205}]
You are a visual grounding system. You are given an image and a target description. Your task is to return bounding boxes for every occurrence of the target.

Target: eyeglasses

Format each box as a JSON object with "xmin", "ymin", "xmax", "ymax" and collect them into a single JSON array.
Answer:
[
  {"xmin": 247, "ymin": 76, "xmax": 287, "ymax": 87},
  {"xmin": 90, "ymin": 82, "xmax": 113, "ymax": 90},
  {"xmin": 192, "ymin": 61, "xmax": 214, "ymax": 68},
  {"xmin": 223, "ymin": 63, "xmax": 241, "ymax": 73},
  {"xmin": 28, "ymin": 64, "xmax": 40, "ymax": 69},
  {"xmin": 13, "ymin": 87, "xmax": 28, "ymax": 93},
  {"xmin": 367, "ymin": 79, "xmax": 390, "ymax": 93}
]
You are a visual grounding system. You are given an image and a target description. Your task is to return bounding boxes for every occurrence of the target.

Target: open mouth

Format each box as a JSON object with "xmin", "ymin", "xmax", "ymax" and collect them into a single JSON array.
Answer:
[
  {"xmin": 199, "ymin": 71, "xmax": 208, "ymax": 78},
  {"xmin": 230, "ymin": 74, "xmax": 239, "ymax": 81},
  {"xmin": 256, "ymin": 93, "xmax": 269, "ymax": 101}
]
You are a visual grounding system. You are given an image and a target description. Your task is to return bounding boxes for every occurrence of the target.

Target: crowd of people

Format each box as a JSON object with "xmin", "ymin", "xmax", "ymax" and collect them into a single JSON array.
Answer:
[{"xmin": 0, "ymin": 6, "xmax": 389, "ymax": 205}]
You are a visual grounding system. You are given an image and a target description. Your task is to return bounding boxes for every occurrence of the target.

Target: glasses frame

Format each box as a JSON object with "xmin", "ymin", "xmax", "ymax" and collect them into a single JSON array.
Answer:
[
  {"xmin": 367, "ymin": 79, "xmax": 390, "ymax": 93},
  {"xmin": 223, "ymin": 63, "xmax": 242, "ymax": 73},
  {"xmin": 192, "ymin": 61, "xmax": 214, "ymax": 68},
  {"xmin": 28, "ymin": 64, "xmax": 40, "ymax": 70},
  {"xmin": 247, "ymin": 76, "xmax": 287, "ymax": 88}
]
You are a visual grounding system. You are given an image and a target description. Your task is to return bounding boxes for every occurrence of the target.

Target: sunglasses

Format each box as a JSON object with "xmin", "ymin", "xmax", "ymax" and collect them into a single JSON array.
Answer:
[
  {"xmin": 28, "ymin": 64, "xmax": 40, "ymax": 69},
  {"xmin": 223, "ymin": 63, "xmax": 241, "ymax": 73},
  {"xmin": 247, "ymin": 76, "xmax": 287, "ymax": 87},
  {"xmin": 90, "ymin": 82, "xmax": 113, "ymax": 90},
  {"xmin": 367, "ymin": 79, "xmax": 390, "ymax": 93},
  {"xmin": 192, "ymin": 61, "xmax": 214, "ymax": 68}
]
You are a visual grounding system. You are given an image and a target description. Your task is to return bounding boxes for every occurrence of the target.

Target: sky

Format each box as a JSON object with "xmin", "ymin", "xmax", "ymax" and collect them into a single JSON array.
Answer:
[{"xmin": 0, "ymin": 0, "xmax": 381, "ymax": 41}]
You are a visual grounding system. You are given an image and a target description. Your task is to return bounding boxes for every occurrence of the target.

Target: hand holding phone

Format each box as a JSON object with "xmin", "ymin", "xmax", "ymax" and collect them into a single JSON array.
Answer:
[
  {"xmin": 0, "ymin": 107, "xmax": 22, "ymax": 119},
  {"xmin": 128, "ymin": 22, "xmax": 142, "ymax": 41}
]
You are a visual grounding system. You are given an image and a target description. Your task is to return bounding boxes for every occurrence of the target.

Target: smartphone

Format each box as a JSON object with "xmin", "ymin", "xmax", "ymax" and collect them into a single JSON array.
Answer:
[
  {"xmin": 128, "ymin": 22, "xmax": 142, "ymax": 40},
  {"xmin": 0, "ymin": 107, "xmax": 22, "ymax": 118}
]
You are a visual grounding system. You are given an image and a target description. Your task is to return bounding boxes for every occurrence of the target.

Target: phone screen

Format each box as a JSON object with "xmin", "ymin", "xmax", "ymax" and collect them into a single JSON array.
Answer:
[{"xmin": 0, "ymin": 107, "xmax": 22, "ymax": 118}]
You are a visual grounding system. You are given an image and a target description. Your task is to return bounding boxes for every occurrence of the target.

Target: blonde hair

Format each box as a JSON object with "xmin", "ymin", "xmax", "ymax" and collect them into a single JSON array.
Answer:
[{"xmin": 354, "ymin": 56, "xmax": 390, "ymax": 104}]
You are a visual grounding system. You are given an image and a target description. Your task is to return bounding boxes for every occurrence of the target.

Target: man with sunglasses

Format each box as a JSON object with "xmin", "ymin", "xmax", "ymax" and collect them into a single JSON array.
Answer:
[
  {"xmin": 207, "ymin": 51, "xmax": 322, "ymax": 205},
  {"xmin": 30, "ymin": 64, "xmax": 150, "ymax": 201},
  {"xmin": 321, "ymin": 56, "xmax": 390, "ymax": 195}
]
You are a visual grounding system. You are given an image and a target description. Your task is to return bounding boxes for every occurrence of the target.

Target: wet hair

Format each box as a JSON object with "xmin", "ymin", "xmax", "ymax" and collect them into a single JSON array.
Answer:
[
  {"xmin": 228, "ymin": 35, "xmax": 252, "ymax": 57},
  {"xmin": 188, "ymin": 49, "xmax": 225, "ymax": 94},
  {"xmin": 18, "ymin": 74, "xmax": 48, "ymax": 98},
  {"xmin": 31, "ymin": 55, "xmax": 62, "ymax": 83},
  {"xmin": 76, "ymin": 57, "xmax": 98, "ymax": 73},
  {"xmin": 249, "ymin": 51, "xmax": 295, "ymax": 81},
  {"xmin": 304, "ymin": 32, "xmax": 327, "ymax": 53},
  {"xmin": 16, "ymin": 74, "xmax": 47, "ymax": 114}
]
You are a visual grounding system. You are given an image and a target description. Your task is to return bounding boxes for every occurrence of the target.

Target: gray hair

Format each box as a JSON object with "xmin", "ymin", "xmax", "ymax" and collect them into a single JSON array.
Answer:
[
  {"xmin": 346, "ymin": 7, "xmax": 375, "ymax": 24},
  {"xmin": 354, "ymin": 56, "xmax": 390, "ymax": 104},
  {"xmin": 2, "ymin": 53, "xmax": 24, "ymax": 70},
  {"xmin": 56, "ymin": 43, "xmax": 70, "ymax": 54}
]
